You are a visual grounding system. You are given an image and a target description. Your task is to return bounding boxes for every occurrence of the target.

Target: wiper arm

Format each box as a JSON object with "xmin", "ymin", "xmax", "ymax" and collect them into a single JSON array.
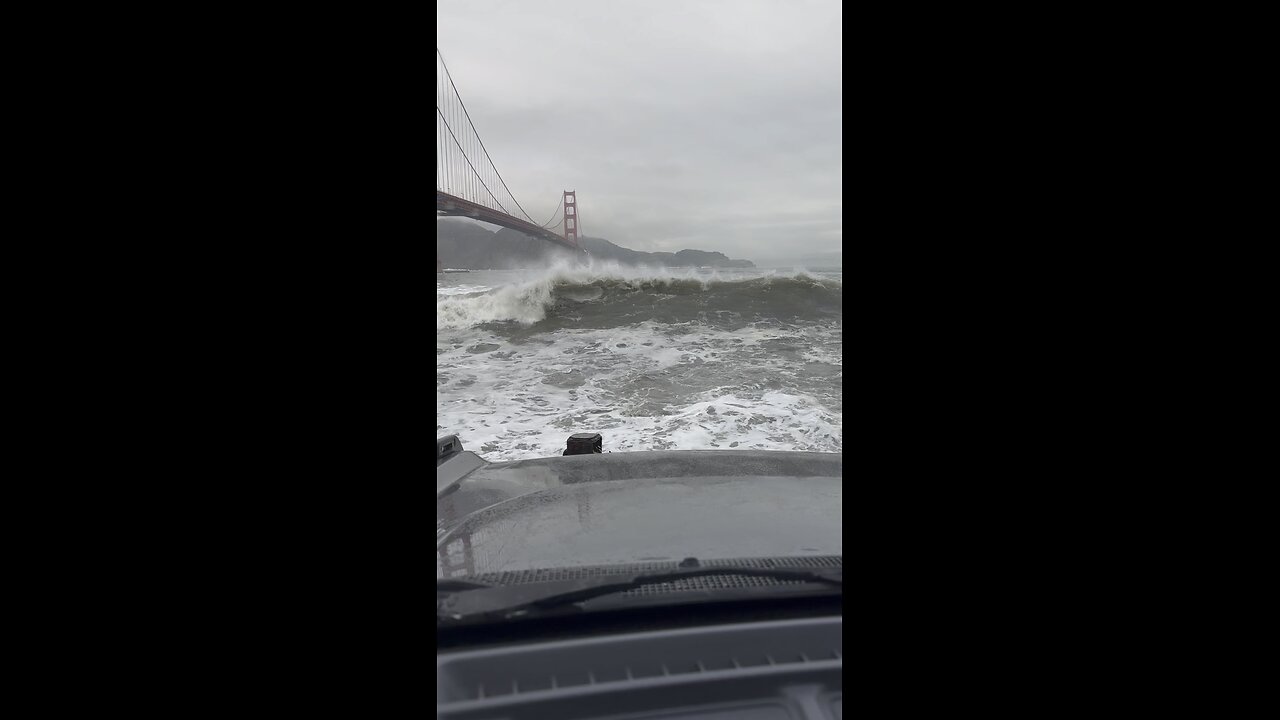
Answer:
[{"xmin": 437, "ymin": 566, "xmax": 841, "ymax": 623}]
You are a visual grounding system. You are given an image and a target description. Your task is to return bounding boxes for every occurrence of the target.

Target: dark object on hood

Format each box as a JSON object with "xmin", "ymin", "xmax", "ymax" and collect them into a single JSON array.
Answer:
[
  {"xmin": 564, "ymin": 432, "xmax": 602, "ymax": 455},
  {"xmin": 437, "ymin": 435, "xmax": 462, "ymax": 467}
]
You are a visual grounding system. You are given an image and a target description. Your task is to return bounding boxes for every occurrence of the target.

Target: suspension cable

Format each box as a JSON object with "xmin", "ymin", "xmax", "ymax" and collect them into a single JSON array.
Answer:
[
  {"xmin": 437, "ymin": 49, "xmax": 538, "ymax": 223},
  {"xmin": 538, "ymin": 195, "xmax": 564, "ymax": 229},
  {"xmin": 436, "ymin": 106, "xmax": 511, "ymax": 214}
]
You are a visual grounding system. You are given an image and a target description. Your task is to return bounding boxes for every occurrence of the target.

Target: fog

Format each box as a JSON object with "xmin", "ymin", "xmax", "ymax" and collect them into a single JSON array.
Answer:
[{"xmin": 438, "ymin": 0, "xmax": 842, "ymax": 266}]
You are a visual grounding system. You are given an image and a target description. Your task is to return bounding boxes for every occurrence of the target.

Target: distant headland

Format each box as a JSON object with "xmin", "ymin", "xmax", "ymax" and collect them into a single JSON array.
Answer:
[{"xmin": 437, "ymin": 219, "xmax": 755, "ymax": 270}]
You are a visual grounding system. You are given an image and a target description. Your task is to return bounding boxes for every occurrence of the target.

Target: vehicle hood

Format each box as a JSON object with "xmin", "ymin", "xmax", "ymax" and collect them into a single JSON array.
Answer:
[{"xmin": 437, "ymin": 450, "xmax": 841, "ymax": 578}]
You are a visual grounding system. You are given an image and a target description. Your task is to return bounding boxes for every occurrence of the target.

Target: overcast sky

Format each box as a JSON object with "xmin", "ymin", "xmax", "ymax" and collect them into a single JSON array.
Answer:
[{"xmin": 438, "ymin": 0, "xmax": 841, "ymax": 266}]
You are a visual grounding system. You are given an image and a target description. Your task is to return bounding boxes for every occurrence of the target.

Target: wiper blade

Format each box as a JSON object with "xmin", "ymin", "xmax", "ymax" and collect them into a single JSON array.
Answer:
[{"xmin": 437, "ymin": 566, "xmax": 841, "ymax": 623}]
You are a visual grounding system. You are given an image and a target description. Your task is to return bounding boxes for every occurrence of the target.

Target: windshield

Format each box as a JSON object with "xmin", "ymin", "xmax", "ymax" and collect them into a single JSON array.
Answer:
[{"xmin": 437, "ymin": 0, "xmax": 841, "ymax": 621}]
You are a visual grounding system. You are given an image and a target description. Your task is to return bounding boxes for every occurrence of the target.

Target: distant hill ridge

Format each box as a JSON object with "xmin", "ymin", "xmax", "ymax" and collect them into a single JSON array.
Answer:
[{"xmin": 436, "ymin": 219, "xmax": 755, "ymax": 270}]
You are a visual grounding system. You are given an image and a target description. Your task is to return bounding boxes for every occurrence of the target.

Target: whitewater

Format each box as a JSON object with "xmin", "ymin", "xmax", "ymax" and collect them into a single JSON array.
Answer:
[{"xmin": 437, "ymin": 261, "xmax": 841, "ymax": 461}]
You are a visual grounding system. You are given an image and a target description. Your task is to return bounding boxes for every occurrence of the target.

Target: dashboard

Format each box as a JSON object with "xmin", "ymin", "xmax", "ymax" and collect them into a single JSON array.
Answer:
[{"xmin": 437, "ymin": 615, "xmax": 842, "ymax": 719}]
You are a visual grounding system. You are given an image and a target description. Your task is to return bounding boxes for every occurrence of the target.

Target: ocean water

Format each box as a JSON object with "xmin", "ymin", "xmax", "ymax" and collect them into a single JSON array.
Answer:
[{"xmin": 437, "ymin": 261, "xmax": 841, "ymax": 461}]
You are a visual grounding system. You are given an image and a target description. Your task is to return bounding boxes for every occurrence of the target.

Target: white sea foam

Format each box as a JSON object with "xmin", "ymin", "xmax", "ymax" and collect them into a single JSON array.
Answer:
[
  {"xmin": 435, "ymin": 284, "xmax": 493, "ymax": 297},
  {"xmin": 437, "ymin": 320, "xmax": 841, "ymax": 462},
  {"xmin": 437, "ymin": 278, "xmax": 557, "ymax": 329}
]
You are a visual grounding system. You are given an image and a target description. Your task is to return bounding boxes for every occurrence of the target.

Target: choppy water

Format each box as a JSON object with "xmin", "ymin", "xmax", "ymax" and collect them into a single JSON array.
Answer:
[{"xmin": 437, "ymin": 262, "xmax": 841, "ymax": 461}]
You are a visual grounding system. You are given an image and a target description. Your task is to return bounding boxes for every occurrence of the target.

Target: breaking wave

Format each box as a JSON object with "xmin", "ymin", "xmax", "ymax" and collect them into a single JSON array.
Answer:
[{"xmin": 436, "ymin": 264, "xmax": 841, "ymax": 331}]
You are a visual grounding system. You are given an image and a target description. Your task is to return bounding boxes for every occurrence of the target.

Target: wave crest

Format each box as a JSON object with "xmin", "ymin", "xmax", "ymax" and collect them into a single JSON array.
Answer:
[{"xmin": 436, "ymin": 262, "xmax": 840, "ymax": 331}]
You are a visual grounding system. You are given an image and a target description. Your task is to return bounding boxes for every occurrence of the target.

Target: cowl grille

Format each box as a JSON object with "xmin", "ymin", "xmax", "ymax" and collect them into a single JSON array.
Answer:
[
  {"xmin": 465, "ymin": 555, "xmax": 841, "ymax": 596},
  {"xmin": 620, "ymin": 573, "xmax": 807, "ymax": 596}
]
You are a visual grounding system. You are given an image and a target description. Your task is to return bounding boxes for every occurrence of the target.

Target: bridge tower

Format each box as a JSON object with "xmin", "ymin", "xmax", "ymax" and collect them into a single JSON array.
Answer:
[{"xmin": 563, "ymin": 190, "xmax": 579, "ymax": 246}]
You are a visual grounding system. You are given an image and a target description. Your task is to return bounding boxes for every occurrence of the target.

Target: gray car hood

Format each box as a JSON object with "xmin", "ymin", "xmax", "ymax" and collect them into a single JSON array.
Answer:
[{"xmin": 437, "ymin": 450, "xmax": 842, "ymax": 578}]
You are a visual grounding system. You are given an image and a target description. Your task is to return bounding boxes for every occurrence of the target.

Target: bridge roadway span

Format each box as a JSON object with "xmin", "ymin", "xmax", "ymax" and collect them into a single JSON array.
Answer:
[{"xmin": 436, "ymin": 191, "xmax": 585, "ymax": 254}]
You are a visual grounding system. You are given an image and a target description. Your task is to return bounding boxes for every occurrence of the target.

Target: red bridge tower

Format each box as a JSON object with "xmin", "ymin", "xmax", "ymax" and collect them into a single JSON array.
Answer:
[{"xmin": 563, "ymin": 190, "xmax": 580, "ymax": 246}]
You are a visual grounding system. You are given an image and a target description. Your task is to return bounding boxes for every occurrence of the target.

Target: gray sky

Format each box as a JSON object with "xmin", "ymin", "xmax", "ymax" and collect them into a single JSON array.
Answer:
[{"xmin": 438, "ymin": 0, "xmax": 842, "ymax": 266}]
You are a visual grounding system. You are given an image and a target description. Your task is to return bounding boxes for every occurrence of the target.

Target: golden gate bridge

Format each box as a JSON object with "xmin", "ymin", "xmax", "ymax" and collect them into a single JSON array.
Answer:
[{"xmin": 436, "ymin": 49, "xmax": 585, "ymax": 259}]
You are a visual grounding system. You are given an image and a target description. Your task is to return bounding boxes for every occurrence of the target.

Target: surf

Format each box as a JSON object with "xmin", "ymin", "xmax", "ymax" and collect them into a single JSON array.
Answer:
[{"xmin": 436, "ymin": 262, "xmax": 841, "ymax": 331}]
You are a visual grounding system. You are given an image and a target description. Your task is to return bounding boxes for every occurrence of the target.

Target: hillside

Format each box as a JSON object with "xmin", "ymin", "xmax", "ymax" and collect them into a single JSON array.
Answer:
[{"xmin": 436, "ymin": 219, "xmax": 755, "ymax": 270}]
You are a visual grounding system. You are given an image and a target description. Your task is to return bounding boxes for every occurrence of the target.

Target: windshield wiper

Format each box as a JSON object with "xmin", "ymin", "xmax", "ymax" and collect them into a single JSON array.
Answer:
[{"xmin": 437, "ymin": 565, "xmax": 841, "ymax": 623}]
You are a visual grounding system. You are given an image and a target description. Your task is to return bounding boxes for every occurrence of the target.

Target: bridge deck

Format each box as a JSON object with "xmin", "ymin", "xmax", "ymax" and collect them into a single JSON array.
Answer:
[{"xmin": 436, "ymin": 192, "xmax": 584, "ymax": 253}]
